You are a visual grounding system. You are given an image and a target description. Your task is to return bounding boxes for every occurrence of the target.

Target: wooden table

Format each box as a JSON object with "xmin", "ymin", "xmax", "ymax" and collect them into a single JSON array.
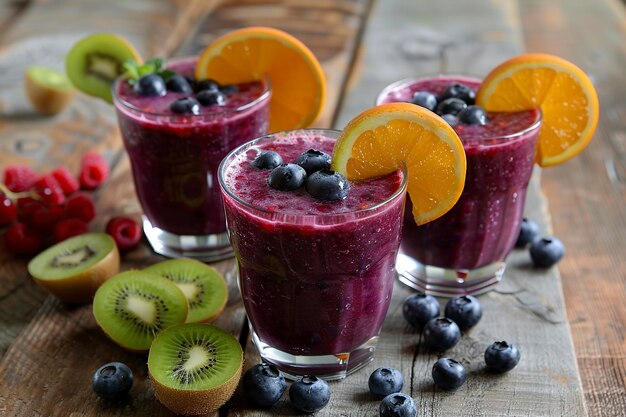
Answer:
[{"xmin": 0, "ymin": 0, "xmax": 624, "ymax": 416}]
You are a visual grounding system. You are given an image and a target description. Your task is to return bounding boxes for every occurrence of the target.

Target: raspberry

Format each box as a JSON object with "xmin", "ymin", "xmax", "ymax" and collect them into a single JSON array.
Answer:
[
  {"xmin": 34, "ymin": 175, "xmax": 66, "ymax": 205},
  {"xmin": 106, "ymin": 216, "xmax": 141, "ymax": 250},
  {"xmin": 0, "ymin": 196, "xmax": 17, "ymax": 227},
  {"xmin": 79, "ymin": 152, "xmax": 109, "ymax": 190},
  {"xmin": 5, "ymin": 222, "xmax": 43, "ymax": 255},
  {"xmin": 65, "ymin": 192, "xmax": 96, "ymax": 223},
  {"xmin": 3, "ymin": 165, "xmax": 39, "ymax": 192},
  {"xmin": 29, "ymin": 203, "xmax": 65, "ymax": 233},
  {"xmin": 51, "ymin": 166, "xmax": 79, "ymax": 195},
  {"xmin": 54, "ymin": 218, "xmax": 88, "ymax": 242},
  {"xmin": 17, "ymin": 197, "xmax": 45, "ymax": 224}
]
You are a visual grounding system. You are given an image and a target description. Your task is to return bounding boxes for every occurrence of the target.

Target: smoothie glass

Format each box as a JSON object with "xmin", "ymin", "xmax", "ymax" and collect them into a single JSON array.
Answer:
[
  {"xmin": 218, "ymin": 129, "xmax": 407, "ymax": 380},
  {"xmin": 112, "ymin": 57, "xmax": 270, "ymax": 261},
  {"xmin": 377, "ymin": 76, "xmax": 542, "ymax": 296}
]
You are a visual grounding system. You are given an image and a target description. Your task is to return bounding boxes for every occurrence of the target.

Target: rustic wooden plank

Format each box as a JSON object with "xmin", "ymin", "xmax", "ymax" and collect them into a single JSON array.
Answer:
[{"xmin": 518, "ymin": 0, "xmax": 626, "ymax": 416}]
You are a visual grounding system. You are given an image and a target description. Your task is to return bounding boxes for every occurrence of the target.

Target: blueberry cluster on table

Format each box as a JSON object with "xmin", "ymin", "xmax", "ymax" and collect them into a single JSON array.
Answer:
[{"xmin": 409, "ymin": 82, "xmax": 487, "ymax": 126}]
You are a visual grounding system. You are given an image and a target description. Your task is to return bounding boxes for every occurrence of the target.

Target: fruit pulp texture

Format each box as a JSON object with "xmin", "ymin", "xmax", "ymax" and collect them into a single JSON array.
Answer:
[
  {"xmin": 221, "ymin": 133, "xmax": 405, "ymax": 355},
  {"xmin": 114, "ymin": 58, "xmax": 269, "ymax": 235},
  {"xmin": 379, "ymin": 76, "xmax": 540, "ymax": 269}
]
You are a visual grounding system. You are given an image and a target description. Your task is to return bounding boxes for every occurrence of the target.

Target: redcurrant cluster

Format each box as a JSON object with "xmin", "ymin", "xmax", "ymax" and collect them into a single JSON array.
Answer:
[{"xmin": 1, "ymin": 152, "xmax": 140, "ymax": 255}]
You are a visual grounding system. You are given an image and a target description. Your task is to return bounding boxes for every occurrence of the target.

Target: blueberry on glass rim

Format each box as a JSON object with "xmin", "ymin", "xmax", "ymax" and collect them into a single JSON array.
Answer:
[
  {"xmin": 458, "ymin": 105, "xmax": 488, "ymax": 125},
  {"xmin": 305, "ymin": 169, "xmax": 349, "ymax": 201},
  {"xmin": 253, "ymin": 151, "xmax": 283, "ymax": 170},
  {"xmin": 402, "ymin": 293, "xmax": 440, "ymax": 331},
  {"xmin": 220, "ymin": 84, "xmax": 239, "ymax": 95},
  {"xmin": 516, "ymin": 217, "xmax": 540, "ymax": 248},
  {"xmin": 165, "ymin": 74, "xmax": 193, "ymax": 94},
  {"xmin": 423, "ymin": 317, "xmax": 461, "ymax": 351},
  {"xmin": 268, "ymin": 164, "xmax": 306, "ymax": 191},
  {"xmin": 289, "ymin": 375, "xmax": 331, "ymax": 413},
  {"xmin": 197, "ymin": 89, "xmax": 227, "ymax": 106},
  {"xmin": 195, "ymin": 79, "xmax": 220, "ymax": 93},
  {"xmin": 242, "ymin": 363, "xmax": 286, "ymax": 407},
  {"xmin": 92, "ymin": 362, "xmax": 133, "ymax": 401},
  {"xmin": 436, "ymin": 97, "xmax": 467, "ymax": 116},
  {"xmin": 294, "ymin": 149, "xmax": 331, "ymax": 174},
  {"xmin": 134, "ymin": 73, "xmax": 166, "ymax": 97},
  {"xmin": 441, "ymin": 113, "xmax": 459, "ymax": 127},
  {"xmin": 444, "ymin": 295, "xmax": 482, "ymax": 331},
  {"xmin": 530, "ymin": 236, "xmax": 565, "ymax": 268},
  {"xmin": 379, "ymin": 393, "xmax": 417, "ymax": 417},
  {"xmin": 441, "ymin": 82, "xmax": 476, "ymax": 104},
  {"xmin": 410, "ymin": 91, "xmax": 438, "ymax": 112},
  {"xmin": 170, "ymin": 97, "xmax": 201, "ymax": 115},
  {"xmin": 432, "ymin": 358, "xmax": 467, "ymax": 390},
  {"xmin": 368, "ymin": 367, "xmax": 404, "ymax": 399},
  {"xmin": 485, "ymin": 341, "xmax": 521, "ymax": 373}
]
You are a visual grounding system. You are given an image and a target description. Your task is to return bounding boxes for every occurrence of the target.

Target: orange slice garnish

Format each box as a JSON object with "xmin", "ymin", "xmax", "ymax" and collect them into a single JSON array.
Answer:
[
  {"xmin": 331, "ymin": 103, "xmax": 466, "ymax": 225},
  {"xmin": 476, "ymin": 53, "xmax": 599, "ymax": 167},
  {"xmin": 195, "ymin": 26, "xmax": 326, "ymax": 132}
]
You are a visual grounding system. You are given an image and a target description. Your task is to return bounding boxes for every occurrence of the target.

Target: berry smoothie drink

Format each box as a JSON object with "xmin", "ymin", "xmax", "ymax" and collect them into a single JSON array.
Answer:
[
  {"xmin": 377, "ymin": 76, "xmax": 541, "ymax": 295},
  {"xmin": 113, "ymin": 58, "xmax": 270, "ymax": 261},
  {"xmin": 219, "ymin": 129, "xmax": 407, "ymax": 379}
]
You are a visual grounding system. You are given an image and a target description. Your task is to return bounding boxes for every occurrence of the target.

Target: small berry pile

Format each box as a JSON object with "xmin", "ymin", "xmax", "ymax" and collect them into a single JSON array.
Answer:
[
  {"xmin": 515, "ymin": 217, "xmax": 565, "ymax": 268},
  {"xmin": 409, "ymin": 82, "xmax": 487, "ymax": 127}
]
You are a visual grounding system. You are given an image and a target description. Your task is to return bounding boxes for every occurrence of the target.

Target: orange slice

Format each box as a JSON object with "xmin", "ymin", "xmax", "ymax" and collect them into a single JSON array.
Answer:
[
  {"xmin": 195, "ymin": 27, "xmax": 326, "ymax": 132},
  {"xmin": 476, "ymin": 53, "xmax": 599, "ymax": 167},
  {"xmin": 331, "ymin": 103, "xmax": 466, "ymax": 225}
]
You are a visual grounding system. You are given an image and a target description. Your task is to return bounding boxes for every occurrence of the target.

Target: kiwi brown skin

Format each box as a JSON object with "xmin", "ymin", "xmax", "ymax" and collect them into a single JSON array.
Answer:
[{"xmin": 25, "ymin": 71, "xmax": 75, "ymax": 116}]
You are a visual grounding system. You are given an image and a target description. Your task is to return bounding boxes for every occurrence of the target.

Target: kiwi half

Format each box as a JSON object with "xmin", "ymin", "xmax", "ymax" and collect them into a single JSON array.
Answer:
[
  {"xmin": 27, "ymin": 232, "xmax": 120, "ymax": 304},
  {"xmin": 143, "ymin": 259, "xmax": 228, "ymax": 323},
  {"xmin": 65, "ymin": 33, "xmax": 142, "ymax": 103},
  {"xmin": 148, "ymin": 323, "xmax": 243, "ymax": 415},
  {"xmin": 25, "ymin": 66, "xmax": 75, "ymax": 115},
  {"xmin": 92, "ymin": 271, "xmax": 188, "ymax": 352}
]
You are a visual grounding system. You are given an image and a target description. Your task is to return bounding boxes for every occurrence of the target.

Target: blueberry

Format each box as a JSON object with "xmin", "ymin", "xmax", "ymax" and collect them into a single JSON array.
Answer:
[
  {"xmin": 195, "ymin": 79, "xmax": 220, "ymax": 92},
  {"xmin": 441, "ymin": 113, "xmax": 459, "ymax": 127},
  {"xmin": 458, "ymin": 105, "xmax": 488, "ymax": 125},
  {"xmin": 165, "ymin": 74, "xmax": 193, "ymax": 93},
  {"xmin": 289, "ymin": 375, "xmax": 331, "ymax": 413},
  {"xmin": 441, "ymin": 83, "xmax": 476, "ymax": 104},
  {"xmin": 242, "ymin": 363, "xmax": 286, "ymax": 407},
  {"xmin": 379, "ymin": 393, "xmax": 417, "ymax": 417},
  {"xmin": 170, "ymin": 97, "xmax": 201, "ymax": 115},
  {"xmin": 485, "ymin": 341, "xmax": 521, "ymax": 372},
  {"xmin": 268, "ymin": 164, "xmax": 307, "ymax": 191},
  {"xmin": 368, "ymin": 367, "xmax": 404, "ymax": 399},
  {"xmin": 444, "ymin": 295, "xmax": 482, "ymax": 331},
  {"xmin": 253, "ymin": 151, "xmax": 283, "ymax": 170},
  {"xmin": 431, "ymin": 358, "xmax": 466, "ymax": 390},
  {"xmin": 134, "ymin": 74, "xmax": 166, "ymax": 97},
  {"xmin": 294, "ymin": 149, "xmax": 331, "ymax": 174},
  {"xmin": 402, "ymin": 293, "xmax": 440, "ymax": 331},
  {"xmin": 220, "ymin": 84, "xmax": 239, "ymax": 95},
  {"xmin": 410, "ymin": 91, "xmax": 438, "ymax": 112},
  {"xmin": 196, "ymin": 90, "xmax": 227, "ymax": 106},
  {"xmin": 305, "ymin": 169, "xmax": 349, "ymax": 201},
  {"xmin": 92, "ymin": 362, "xmax": 133, "ymax": 401},
  {"xmin": 436, "ymin": 98, "xmax": 467, "ymax": 116},
  {"xmin": 423, "ymin": 317, "xmax": 461, "ymax": 351},
  {"xmin": 530, "ymin": 236, "xmax": 565, "ymax": 268},
  {"xmin": 515, "ymin": 218, "xmax": 540, "ymax": 248}
]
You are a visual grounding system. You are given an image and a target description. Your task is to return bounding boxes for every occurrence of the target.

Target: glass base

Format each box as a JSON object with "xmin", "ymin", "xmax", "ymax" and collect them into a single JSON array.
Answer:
[
  {"xmin": 396, "ymin": 254, "xmax": 505, "ymax": 297},
  {"xmin": 251, "ymin": 330, "xmax": 378, "ymax": 381},
  {"xmin": 142, "ymin": 216, "xmax": 234, "ymax": 262}
]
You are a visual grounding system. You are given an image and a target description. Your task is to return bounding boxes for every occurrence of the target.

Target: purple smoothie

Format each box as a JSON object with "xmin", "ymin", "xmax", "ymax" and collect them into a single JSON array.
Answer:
[
  {"xmin": 219, "ymin": 130, "xmax": 406, "ymax": 360},
  {"xmin": 378, "ymin": 76, "xmax": 541, "ymax": 270},
  {"xmin": 113, "ymin": 58, "xmax": 270, "ymax": 237}
]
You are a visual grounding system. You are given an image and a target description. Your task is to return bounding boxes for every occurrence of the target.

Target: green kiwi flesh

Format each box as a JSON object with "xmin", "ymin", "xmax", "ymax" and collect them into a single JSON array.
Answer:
[
  {"xmin": 27, "ymin": 67, "xmax": 74, "ymax": 90},
  {"xmin": 93, "ymin": 271, "xmax": 188, "ymax": 351},
  {"xmin": 143, "ymin": 259, "xmax": 228, "ymax": 323},
  {"xmin": 65, "ymin": 33, "xmax": 142, "ymax": 103},
  {"xmin": 148, "ymin": 323, "xmax": 243, "ymax": 414}
]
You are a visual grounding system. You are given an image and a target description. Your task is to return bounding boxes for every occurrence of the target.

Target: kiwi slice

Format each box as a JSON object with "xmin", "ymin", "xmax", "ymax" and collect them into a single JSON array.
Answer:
[
  {"xmin": 148, "ymin": 323, "xmax": 243, "ymax": 415},
  {"xmin": 27, "ymin": 232, "xmax": 119, "ymax": 304},
  {"xmin": 143, "ymin": 259, "xmax": 228, "ymax": 323},
  {"xmin": 92, "ymin": 271, "xmax": 188, "ymax": 352},
  {"xmin": 65, "ymin": 33, "xmax": 142, "ymax": 103},
  {"xmin": 25, "ymin": 66, "xmax": 75, "ymax": 115}
]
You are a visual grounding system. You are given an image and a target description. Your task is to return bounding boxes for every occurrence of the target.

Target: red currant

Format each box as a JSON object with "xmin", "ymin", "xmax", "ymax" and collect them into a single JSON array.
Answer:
[{"xmin": 0, "ymin": 196, "xmax": 17, "ymax": 227}]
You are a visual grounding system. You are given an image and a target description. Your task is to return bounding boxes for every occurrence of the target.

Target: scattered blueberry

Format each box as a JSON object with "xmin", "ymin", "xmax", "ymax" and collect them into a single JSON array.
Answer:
[
  {"xmin": 368, "ymin": 367, "xmax": 404, "ymax": 399},
  {"xmin": 220, "ymin": 84, "xmax": 239, "ymax": 95},
  {"xmin": 268, "ymin": 164, "xmax": 307, "ymax": 191},
  {"xmin": 294, "ymin": 149, "xmax": 331, "ymax": 174},
  {"xmin": 242, "ymin": 363, "xmax": 286, "ymax": 407},
  {"xmin": 402, "ymin": 293, "xmax": 440, "ymax": 331},
  {"xmin": 134, "ymin": 74, "xmax": 166, "ymax": 97},
  {"xmin": 423, "ymin": 318, "xmax": 461, "ymax": 351},
  {"xmin": 253, "ymin": 151, "xmax": 283, "ymax": 170},
  {"xmin": 195, "ymin": 79, "xmax": 220, "ymax": 92},
  {"xmin": 165, "ymin": 74, "xmax": 193, "ymax": 93},
  {"xmin": 515, "ymin": 218, "xmax": 540, "ymax": 248},
  {"xmin": 289, "ymin": 375, "xmax": 331, "ymax": 413},
  {"xmin": 431, "ymin": 358, "xmax": 467, "ymax": 390},
  {"xmin": 92, "ymin": 362, "xmax": 133, "ymax": 401},
  {"xmin": 305, "ymin": 169, "xmax": 349, "ymax": 201},
  {"xmin": 441, "ymin": 113, "xmax": 459, "ymax": 127},
  {"xmin": 410, "ymin": 91, "xmax": 438, "ymax": 112},
  {"xmin": 444, "ymin": 295, "xmax": 482, "ymax": 331},
  {"xmin": 530, "ymin": 236, "xmax": 564, "ymax": 268},
  {"xmin": 458, "ymin": 105, "xmax": 488, "ymax": 125},
  {"xmin": 197, "ymin": 89, "xmax": 227, "ymax": 106},
  {"xmin": 379, "ymin": 393, "xmax": 417, "ymax": 417},
  {"xmin": 436, "ymin": 98, "xmax": 467, "ymax": 116},
  {"xmin": 170, "ymin": 97, "xmax": 201, "ymax": 115},
  {"xmin": 441, "ymin": 83, "xmax": 476, "ymax": 104},
  {"xmin": 485, "ymin": 341, "xmax": 521, "ymax": 373}
]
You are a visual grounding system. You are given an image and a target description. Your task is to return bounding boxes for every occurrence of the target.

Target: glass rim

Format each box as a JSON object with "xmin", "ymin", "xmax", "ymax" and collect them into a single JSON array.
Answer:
[
  {"xmin": 376, "ymin": 75, "xmax": 543, "ymax": 142},
  {"xmin": 218, "ymin": 128, "xmax": 409, "ymax": 219},
  {"xmin": 111, "ymin": 56, "xmax": 272, "ymax": 117}
]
